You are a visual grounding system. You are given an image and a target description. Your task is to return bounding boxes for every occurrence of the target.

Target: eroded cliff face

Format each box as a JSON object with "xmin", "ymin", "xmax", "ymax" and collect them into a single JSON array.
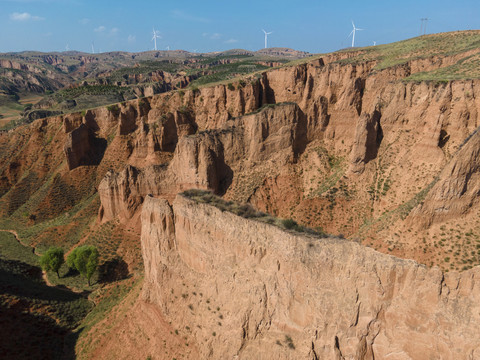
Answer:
[
  {"xmin": 2, "ymin": 46, "xmax": 479, "ymax": 272},
  {"xmin": 408, "ymin": 129, "xmax": 480, "ymax": 227},
  {"xmin": 138, "ymin": 195, "xmax": 480, "ymax": 360},
  {"xmin": 82, "ymin": 54, "xmax": 480, "ymax": 270},
  {"xmin": 97, "ymin": 102, "xmax": 307, "ymax": 222}
]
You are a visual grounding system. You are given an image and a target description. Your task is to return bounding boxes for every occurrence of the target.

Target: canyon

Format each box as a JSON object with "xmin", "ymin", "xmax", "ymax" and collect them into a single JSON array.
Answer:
[{"xmin": 0, "ymin": 31, "xmax": 479, "ymax": 359}]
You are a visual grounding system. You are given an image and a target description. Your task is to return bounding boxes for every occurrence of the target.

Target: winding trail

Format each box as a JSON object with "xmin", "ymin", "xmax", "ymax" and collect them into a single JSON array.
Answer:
[
  {"xmin": 0, "ymin": 228, "xmax": 54, "ymax": 287},
  {"xmin": 0, "ymin": 229, "xmax": 23, "ymax": 245}
]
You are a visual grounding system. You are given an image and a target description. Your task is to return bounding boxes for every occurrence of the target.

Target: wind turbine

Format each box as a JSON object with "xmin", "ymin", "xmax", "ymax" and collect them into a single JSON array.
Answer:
[
  {"xmin": 420, "ymin": 18, "xmax": 429, "ymax": 35},
  {"xmin": 349, "ymin": 21, "xmax": 364, "ymax": 48},
  {"xmin": 91, "ymin": 42, "xmax": 95, "ymax": 54},
  {"xmin": 65, "ymin": 44, "xmax": 70, "ymax": 51},
  {"xmin": 152, "ymin": 28, "xmax": 161, "ymax": 51},
  {"xmin": 262, "ymin": 29, "xmax": 272, "ymax": 49},
  {"xmin": 166, "ymin": 45, "xmax": 170, "ymax": 51},
  {"xmin": 373, "ymin": 41, "xmax": 376, "ymax": 46}
]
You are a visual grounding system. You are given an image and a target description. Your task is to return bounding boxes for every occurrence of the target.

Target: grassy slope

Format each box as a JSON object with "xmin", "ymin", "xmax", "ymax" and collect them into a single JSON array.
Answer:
[
  {"xmin": 337, "ymin": 31, "xmax": 480, "ymax": 79},
  {"xmin": 285, "ymin": 30, "xmax": 480, "ymax": 81}
]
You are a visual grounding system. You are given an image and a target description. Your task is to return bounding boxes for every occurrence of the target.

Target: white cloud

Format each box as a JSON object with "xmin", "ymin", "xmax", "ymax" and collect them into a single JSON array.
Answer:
[
  {"xmin": 110, "ymin": 27, "xmax": 119, "ymax": 35},
  {"xmin": 79, "ymin": 18, "xmax": 89, "ymax": 25},
  {"xmin": 210, "ymin": 33, "xmax": 221, "ymax": 40},
  {"xmin": 225, "ymin": 38, "xmax": 238, "ymax": 44},
  {"xmin": 94, "ymin": 25, "xmax": 106, "ymax": 32},
  {"xmin": 171, "ymin": 9, "xmax": 209, "ymax": 23},
  {"xmin": 127, "ymin": 35, "xmax": 136, "ymax": 43},
  {"xmin": 10, "ymin": 12, "xmax": 44, "ymax": 21}
]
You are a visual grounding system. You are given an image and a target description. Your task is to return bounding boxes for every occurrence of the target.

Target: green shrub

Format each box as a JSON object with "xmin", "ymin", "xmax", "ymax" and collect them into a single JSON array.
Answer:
[
  {"xmin": 106, "ymin": 104, "xmax": 120, "ymax": 115},
  {"xmin": 67, "ymin": 245, "xmax": 99, "ymax": 286},
  {"xmin": 281, "ymin": 218, "xmax": 297, "ymax": 230},
  {"xmin": 227, "ymin": 83, "xmax": 235, "ymax": 91},
  {"xmin": 39, "ymin": 247, "xmax": 64, "ymax": 278}
]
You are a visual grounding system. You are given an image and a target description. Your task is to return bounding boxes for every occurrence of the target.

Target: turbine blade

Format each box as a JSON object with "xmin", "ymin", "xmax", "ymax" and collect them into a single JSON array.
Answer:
[
  {"xmin": 352, "ymin": 20, "xmax": 355, "ymax": 28},
  {"xmin": 348, "ymin": 30, "xmax": 354, "ymax": 37},
  {"xmin": 357, "ymin": 28, "xmax": 364, "ymax": 31}
]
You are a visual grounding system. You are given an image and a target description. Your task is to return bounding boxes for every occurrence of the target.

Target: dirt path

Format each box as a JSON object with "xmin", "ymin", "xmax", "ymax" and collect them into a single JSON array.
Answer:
[
  {"xmin": 0, "ymin": 229, "xmax": 54, "ymax": 286},
  {"xmin": 42, "ymin": 269, "xmax": 54, "ymax": 286},
  {"xmin": 0, "ymin": 228, "xmax": 24, "ymax": 245}
]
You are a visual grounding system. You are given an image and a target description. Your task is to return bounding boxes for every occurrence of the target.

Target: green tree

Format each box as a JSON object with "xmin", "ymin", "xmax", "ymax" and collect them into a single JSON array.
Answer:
[
  {"xmin": 67, "ymin": 245, "xmax": 99, "ymax": 286},
  {"xmin": 39, "ymin": 247, "xmax": 64, "ymax": 278}
]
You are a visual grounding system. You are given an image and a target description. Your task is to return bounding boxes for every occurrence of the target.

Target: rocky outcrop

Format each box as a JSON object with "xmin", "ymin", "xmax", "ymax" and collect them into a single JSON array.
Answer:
[
  {"xmin": 62, "ymin": 113, "xmax": 84, "ymax": 133},
  {"xmin": 408, "ymin": 128, "xmax": 480, "ymax": 227},
  {"xmin": 0, "ymin": 60, "xmax": 43, "ymax": 74},
  {"xmin": 24, "ymin": 109, "xmax": 63, "ymax": 123},
  {"xmin": 64, "ymin": 124, "xmax": 93, "ymax": 170},
  {"xmin": 349, "ymin": 109, "xmax": 382, "ymax": 174},
  {"xmin": 140, "ymin": 194, "xmax": 480, "ymax": 359},
  {"xmin": 98, "ymin": 165, "xmax": 168, "ymax": 223}
]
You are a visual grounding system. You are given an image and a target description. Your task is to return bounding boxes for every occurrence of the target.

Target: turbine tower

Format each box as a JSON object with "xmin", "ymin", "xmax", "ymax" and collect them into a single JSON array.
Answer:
[
  {"xmin": 152, "ymin": 28, "xmax": 161, "ymax": 51},
  {"xmin": 262, "ymin": 29, "xmax": 272, "ymax": 49},
  {"xmin": 420, "ymin": 18, "xmax": 429, "ymax": 35},
  {"xmin": 91, "ymin": 42, "xmax": 95, "ymax": 54},
  {"xmin": 349, "ymin": 21, "xmax": 364, "ymax": 48}
]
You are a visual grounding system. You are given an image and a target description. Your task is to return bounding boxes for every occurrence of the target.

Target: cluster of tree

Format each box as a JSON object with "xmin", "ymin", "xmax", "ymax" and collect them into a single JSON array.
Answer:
[{"xmin": 39, "ymin": 245, "xmax": 99, "ymax": 286}]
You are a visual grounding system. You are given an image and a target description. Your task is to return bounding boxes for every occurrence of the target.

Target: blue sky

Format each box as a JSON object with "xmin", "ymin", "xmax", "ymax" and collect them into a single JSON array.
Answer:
[{"xmin": 0, "ymin": 0, "xmax": 479, "ymax": 54}]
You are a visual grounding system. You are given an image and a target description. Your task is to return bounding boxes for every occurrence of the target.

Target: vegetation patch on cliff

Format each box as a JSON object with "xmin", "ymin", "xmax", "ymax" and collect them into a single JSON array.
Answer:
[{"xmin": 182, "ymin": 189, "xmax": 327, "ymax": 237}]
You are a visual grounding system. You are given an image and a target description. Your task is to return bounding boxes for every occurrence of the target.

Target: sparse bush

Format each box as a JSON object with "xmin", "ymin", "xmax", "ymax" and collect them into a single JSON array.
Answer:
[
  {"xmin": 178, "ymin": 105, "xmax": 189, "ymax": 114},
  {"xmin": 227, "ymin": 83, "xmax": 235, "ymax": 91},
  {"xmin": 285, "ymin": 335, "xmax": 295, "ymax": 349},
  {"xmin": 282, "ymin": 218, "xmax": 297, "ymax": 230}
]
